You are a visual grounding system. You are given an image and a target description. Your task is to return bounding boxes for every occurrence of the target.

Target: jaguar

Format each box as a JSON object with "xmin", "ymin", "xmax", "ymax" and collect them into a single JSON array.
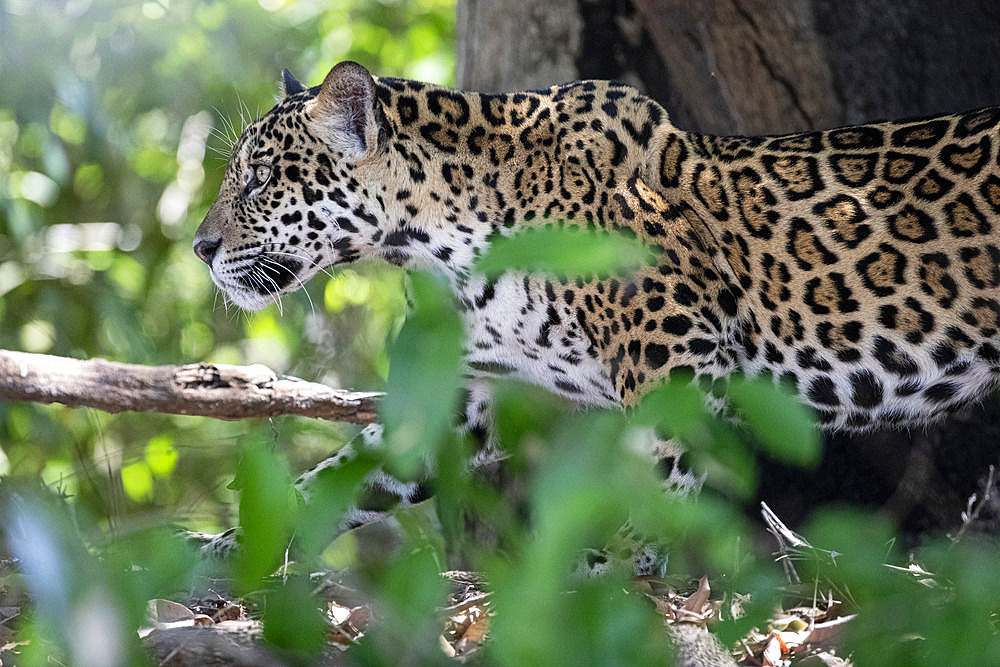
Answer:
[{"xmin": 192, "ymin": 61, "xmax": 1000, "ymax": 572}]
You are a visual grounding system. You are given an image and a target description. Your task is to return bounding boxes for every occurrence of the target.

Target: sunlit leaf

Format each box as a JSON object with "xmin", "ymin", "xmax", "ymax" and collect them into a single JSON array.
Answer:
[
  {"xmin": 121, "ymin": 461, "xmax": 153, "ymax": 502},
  {"xmin": 474, "ymin": 224, "xmax": 650, "ymax": 278},
  {"xmin": 144, "ymin": 434, "xmax": 178, "ymax": 478}
]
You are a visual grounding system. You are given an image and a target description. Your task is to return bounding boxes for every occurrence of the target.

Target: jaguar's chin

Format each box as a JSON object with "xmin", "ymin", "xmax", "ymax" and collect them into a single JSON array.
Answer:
[
  {"xmin": 214, "ymin": 255, "xmax": 309, "ymax": 311},
  {"xmin": 221, "ymin": 287, "xmax": 277, "ymax": 312}
]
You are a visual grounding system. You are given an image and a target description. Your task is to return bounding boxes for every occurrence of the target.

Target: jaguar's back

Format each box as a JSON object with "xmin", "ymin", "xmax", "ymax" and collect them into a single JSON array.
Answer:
[{"xmin": 645, "ymin": 109, "xmax": 1000, "ymax": 430}]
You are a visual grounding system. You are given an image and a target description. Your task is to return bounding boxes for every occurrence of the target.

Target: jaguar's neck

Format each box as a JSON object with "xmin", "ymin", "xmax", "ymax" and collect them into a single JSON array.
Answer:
[{"xmin": 372, "ymin": 79, "xmax": 670, "ymax": 278}]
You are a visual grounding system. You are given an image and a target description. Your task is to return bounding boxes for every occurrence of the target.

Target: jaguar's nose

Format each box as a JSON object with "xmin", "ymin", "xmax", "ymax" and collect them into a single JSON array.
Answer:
[{"xmin": 193, "ymin": 236, "xmax": 221, "ymax": 265}]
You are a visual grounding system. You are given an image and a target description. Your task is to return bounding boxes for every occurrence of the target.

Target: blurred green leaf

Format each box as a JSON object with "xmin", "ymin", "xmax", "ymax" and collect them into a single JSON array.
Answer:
[
  {"xmin": 799, "ymin": 509, "xmax": 1000, "ymax": 665},
  {"xmin": 486, "ymin": 406, "xmax": 673, "ymax": 665},
  {"xmin": 2, "ymin": 487, "xmax": 151, "ymax": 664},
  {"xmin": 380, "ymin": 272, "xmax": 463, "ymax": 479},
  {"xmin": 262, "ymin": 576, "xmax": 329, "ymax": 659},
  {"xmin": 633, "ymin": 372, "xmax": 709, "ymax": 442},
  {"xmin": 353, "ymin": 529, "xmax": 451, "ymax": 663},
  {"xmin": 233, "ymin": 442, "xmax": 298, "ymax": 590},
  {"xmin": 728, "ymin": 374, "xmax": 820, "ymax": 468},
  {"xmin": 296, "ymin": 451, "xmax": 379, "ymax": 560},
  {"xmin": 634, "ymin": 376, "xmax": 758, "ymax": 498},
  {"xmin": 475, "ymin": 224, "xmax": 650, "ymax": 278}
]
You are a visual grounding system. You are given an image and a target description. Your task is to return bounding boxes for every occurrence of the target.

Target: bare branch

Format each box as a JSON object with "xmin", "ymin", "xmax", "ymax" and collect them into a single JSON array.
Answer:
[{"xmin": 0, "ymin": 349, "xmax": 380, "ymax": 424}]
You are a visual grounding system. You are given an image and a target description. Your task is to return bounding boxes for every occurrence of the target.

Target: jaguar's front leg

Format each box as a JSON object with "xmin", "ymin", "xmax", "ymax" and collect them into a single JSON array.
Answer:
[
  {"xmin": 187, "ymin": 376, "xmax": 498, "ymax": 559},
  {"xmin": 573, "ymin": 431, "xmax": 705, "ymax": 579},
  {"xmin": 291, "ymin": 375, "xmax": 498, "ymax": 537},
  {"xmin": 458, "ymin": 376, "xmax": 501, "ymax": 471}
]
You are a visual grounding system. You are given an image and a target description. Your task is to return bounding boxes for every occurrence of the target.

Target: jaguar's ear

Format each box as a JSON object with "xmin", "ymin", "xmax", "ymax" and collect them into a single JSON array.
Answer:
[
  {"xmin": 281, "ymin": 69, "xmax": 306, "ymax": 98},
  {"xmin": 308, "ymin": 61, "xmax": 384, "ymax": 158}
]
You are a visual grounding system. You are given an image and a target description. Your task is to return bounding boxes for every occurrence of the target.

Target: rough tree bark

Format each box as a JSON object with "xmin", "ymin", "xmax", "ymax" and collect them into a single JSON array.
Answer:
[
  {"xmin": 459, "ymin": 0, "xmax": 1000, "ymax": 133},
  {"xmin": 0, "ymin": 350, "xmax": 380, "ymax": 424},
  {"xmin": 456, "ymin": 0, "xmax": 1000, "ymax": 536}
]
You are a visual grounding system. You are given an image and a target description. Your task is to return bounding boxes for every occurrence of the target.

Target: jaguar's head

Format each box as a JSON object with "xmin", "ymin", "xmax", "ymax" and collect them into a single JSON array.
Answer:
[{"xmin": 193, "ymin": 62, "xmax": 393, "ymax": 310}]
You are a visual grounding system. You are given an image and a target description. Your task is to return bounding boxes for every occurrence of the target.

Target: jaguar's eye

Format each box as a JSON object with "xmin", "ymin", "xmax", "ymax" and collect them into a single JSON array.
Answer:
[
  {"xmin": 255, "ymin": 165, "xmax": 271, "ymax": 185},
  {"xmin": 242, "ymin": 164, "xmax": 272, "ymax": 196}
]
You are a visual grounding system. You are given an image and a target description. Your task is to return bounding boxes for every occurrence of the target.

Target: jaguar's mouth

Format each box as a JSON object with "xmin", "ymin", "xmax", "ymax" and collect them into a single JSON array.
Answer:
[
  {"xmin": 233, "ymin": 255, "xmax": 304, "ymax": 294},
  {"xmin": 212, "ymin": 253, "xmax": 306, "ymax": 311}
]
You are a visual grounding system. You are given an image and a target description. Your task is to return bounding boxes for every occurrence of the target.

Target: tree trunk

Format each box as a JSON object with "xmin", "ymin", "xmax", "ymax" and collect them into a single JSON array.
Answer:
[
  {"xmin": 456, "ymin": 0, "xmax": 583, "ymax": 93},
  {"xmin": 458, "ymin": 0, "xmax": 1000, "ymax": 132}
]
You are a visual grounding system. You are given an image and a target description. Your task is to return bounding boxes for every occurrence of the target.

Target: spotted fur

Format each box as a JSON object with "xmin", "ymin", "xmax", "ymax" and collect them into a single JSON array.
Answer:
[{"xmin": 193, "ymin": 62, "xmax": 1000, "ymax": 570}]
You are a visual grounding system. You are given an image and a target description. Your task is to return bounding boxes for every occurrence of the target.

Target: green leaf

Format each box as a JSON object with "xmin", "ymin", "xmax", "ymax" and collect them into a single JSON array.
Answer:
[
  {"xmin": 633, "ymin": 374, "xmax": 709, "ymax": 442},
  {"xmin": 727, "ymin": 374, "xmax": 820, "ymax": 468},
  {"xmin": 296, "ymin": 452, "xmax": 380, "ymax": 560},
  {"xmin": 262, "ymin": 576, "xmax": 328, "ymax": 658},
  {"xmin": 352, "ymin": 530, "xmax": 450, "ymax": 663},
  {"xmin": 633, "ymin": 376, "xmax": 758, "ymax": 498},
  {"xmin": 234, "ymin": 443, "xmax": 297, "ymax": 591},
  {"xmin": 486, "ymin": 407, "xmax": 674, "ymax": 666},
  {"xmin": 381, "ymin": 272, "xmax": 464, "ymax": 479},
  {"xmin": 475, "ymin": 224, "xmax": 649, "ymax": 278}
]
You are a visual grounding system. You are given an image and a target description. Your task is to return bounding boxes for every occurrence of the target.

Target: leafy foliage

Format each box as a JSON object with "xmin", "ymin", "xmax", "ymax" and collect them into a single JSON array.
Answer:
[
  {"xmin": 381, "ymin": 272, "xmax": 464, "ymax": 479},
  {"xmin": 0, "ymin": 0, "xmax": 453, "ymax": 659},
  {"xmin": 0, "ymin": 0, "xmax": 452, "ymax": 536},
  {"xmin": 2, "ymin": 3, "xmax": 1000, "ymax": 664},
  {"xmin": 475, "ymin": 224, "xmax": 651, "ymax": 278},
  {"xmin": 726, "ymin": 373, "xmax": 820, "ymax": 468}
]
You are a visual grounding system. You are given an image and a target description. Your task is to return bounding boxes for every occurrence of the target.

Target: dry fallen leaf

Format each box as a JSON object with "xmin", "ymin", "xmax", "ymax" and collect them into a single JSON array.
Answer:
[
  {"xmin": 440, "ymin": 634, "xmax": 457, "ymax": 658},
  {"xmin": 146, "ymin": 599, "xmax": 194, "ymax": 624},
  {"xmin": 683, "ymin": 577, "xmax": 711, "ymax": 612},
  {"xmin": 459, "ymin": 611, "xmax": 489, "ymax": 644},
  {"xmin": 455, "ymin": 612, "xmax": 488, "ymax": 653},
  {"xmin": 441, "ymin": 595, "xmax": 492, "ymax": 660},
  {"xmin": 761, "ymin": 632, "xmax": 787, "ymax": 666},
  {"xmin": 138, "ymin": 599, "xmax": 199, "ymax": 638},
  {"xmin": 328, "ymin": 601, "xmax": 353, "ymax": 626},
  {"xmin": 678, "ymin": 577, "xmax": 712, "ymax": 622},
  {"xmin": 328, "ymin": 601, "xmax": 371, "ymax": 648},
  {"xmin": 343, "ymin": 604, "xmax": 372, "ymax": 636},
  {"xmin": 800, "ymin": 614, "xmax": 857, "ymax": 648},
  {"xmin": 216, "ymin": 603, "xmax": 246, "ymax": 623}
]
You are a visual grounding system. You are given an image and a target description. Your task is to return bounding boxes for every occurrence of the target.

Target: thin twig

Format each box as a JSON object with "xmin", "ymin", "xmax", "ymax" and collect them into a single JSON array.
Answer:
[{"xmin": 951, "ymin": 464, "xmax": 996, "ymax": 543}]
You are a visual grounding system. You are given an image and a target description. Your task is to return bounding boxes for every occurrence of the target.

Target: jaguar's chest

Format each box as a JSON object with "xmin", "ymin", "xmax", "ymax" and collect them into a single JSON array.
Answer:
[{"xmin": 457, "ymin": 274, "xmax": 618, "ymax": 406}]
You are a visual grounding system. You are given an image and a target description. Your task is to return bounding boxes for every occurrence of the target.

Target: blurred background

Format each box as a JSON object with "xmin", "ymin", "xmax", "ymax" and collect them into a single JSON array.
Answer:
[{"xmin": 0, "ymin": 0, "xmax": 454, "ymax": 532}]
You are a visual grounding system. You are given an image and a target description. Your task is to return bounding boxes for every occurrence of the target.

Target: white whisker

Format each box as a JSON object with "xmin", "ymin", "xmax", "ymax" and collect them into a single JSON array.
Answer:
[
  {"xmin": 264, "ymin": 248, "xmax": 338, "ymax": 282},
  {"xmin": 251, "ymin": 267, "xmax": 285, "ymax": 316},
  {"xmin": 238, "ymin": 267, "xmax": 276, "ymax": 315},
  {"xmin": 212, "ymin": 104, "xmax": 239, "ymax": 151},
  {"xmin": 259, "ymin": 256, "xmax": 316, "ymax": 318}
]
